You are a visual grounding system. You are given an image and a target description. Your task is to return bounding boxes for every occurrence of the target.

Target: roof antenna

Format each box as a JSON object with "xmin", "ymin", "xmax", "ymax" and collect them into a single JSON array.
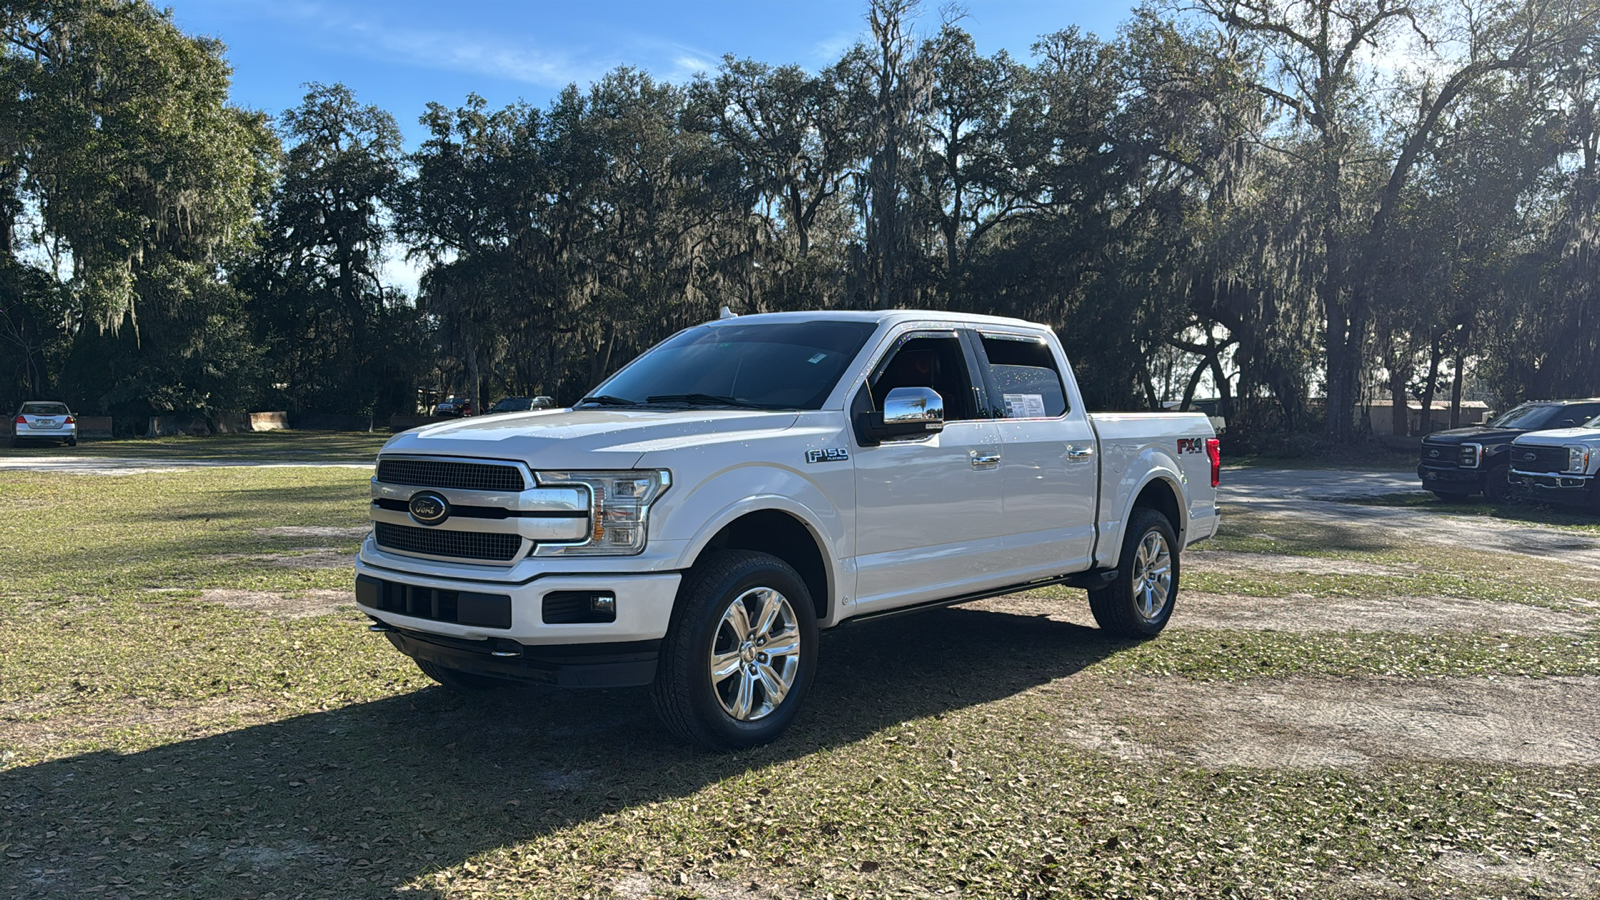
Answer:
[{"xmin": 718, "ymin": 305, "xmax": 738, "ymax": 319}]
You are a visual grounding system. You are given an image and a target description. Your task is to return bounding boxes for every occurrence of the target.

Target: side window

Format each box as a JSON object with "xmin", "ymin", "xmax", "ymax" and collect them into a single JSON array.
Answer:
[
  {"xmin": 979, "ymin": 334, "xmax": 1069, "ymax": 419},
  {"xmin": 869, "ymin": 335, "xmax": 980, "ymax": 421},
  {"xmin": 1570, "ymin": 404, "xmax": 1600, "ymax": 425}
]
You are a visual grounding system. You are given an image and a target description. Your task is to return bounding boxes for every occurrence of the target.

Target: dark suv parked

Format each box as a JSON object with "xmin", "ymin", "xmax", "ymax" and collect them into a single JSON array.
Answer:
[{"xmin": 1418, "ymin": 399, "xmax": 1600, "ymax": 501}]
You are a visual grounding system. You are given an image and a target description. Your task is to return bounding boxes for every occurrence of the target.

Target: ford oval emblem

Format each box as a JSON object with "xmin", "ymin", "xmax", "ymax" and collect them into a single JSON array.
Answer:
[
  {"xmin": 408, "ymin": 491, "xmax": 451, "ymax": 526},
  {"xmin": 1522, "ymin": 452, "xmax": 1536, "ymax": 461},
  {"xmin": 1428, "ymin": 449, "xmax": 1439, "ymax": 458}
]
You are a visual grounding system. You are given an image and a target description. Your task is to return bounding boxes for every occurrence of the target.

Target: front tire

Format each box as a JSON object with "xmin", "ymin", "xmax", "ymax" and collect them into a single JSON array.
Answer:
[
  {"xmin": 1482, "ymin": 464, "xmax": 1511, "ymax": 503},
  {"xmin": 652, "ymin": 550, "xmax": 817, "ymax": 751},
  {"xmin": 1088, "ymin": 508, "xmax": 1180, "ymax": 638}
]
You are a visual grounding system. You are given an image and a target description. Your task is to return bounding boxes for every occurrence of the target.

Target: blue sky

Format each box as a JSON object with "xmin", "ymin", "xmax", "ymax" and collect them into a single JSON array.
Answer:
[{"xmin": 165, "ymin": 0, "xmax": 1137, "ymax": 144}]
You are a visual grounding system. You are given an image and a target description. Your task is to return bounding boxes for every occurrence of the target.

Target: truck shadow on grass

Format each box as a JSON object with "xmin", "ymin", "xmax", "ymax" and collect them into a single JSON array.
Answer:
[{"xmin": 1, "ymin": 605, "xmax": 1123, "ymax": 898}]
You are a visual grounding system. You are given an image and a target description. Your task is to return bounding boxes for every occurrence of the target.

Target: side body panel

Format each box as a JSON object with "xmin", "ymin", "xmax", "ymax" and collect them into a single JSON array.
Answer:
[{"xmin": 1087, "ymin": 412, "xmax": 1220, "ymax": 569}]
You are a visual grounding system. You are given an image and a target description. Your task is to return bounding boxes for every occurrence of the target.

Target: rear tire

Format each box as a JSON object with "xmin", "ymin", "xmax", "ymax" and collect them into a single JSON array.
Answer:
[
  {"xmin": 65, "ymin": 437, "xmax": 76, "ymax": 447},
  {"xmin": 415, "ymin": 659, "xmax": 504, "ymax": 691},
  {"xmin": 1089, "ymin": 508, "xmax": 1179, "ymax": 638},
  {"xmin": 652, "ymin": 550, "xmax": 817, "ymax": 751}
]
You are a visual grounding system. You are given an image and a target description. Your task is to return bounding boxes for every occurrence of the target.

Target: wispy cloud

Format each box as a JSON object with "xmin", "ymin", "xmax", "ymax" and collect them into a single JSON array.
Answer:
[
  {"xmin": 353, "ymin": 23, "xmax": 597, "ymax": 87},
  {"xmin": 266, "ymin": 1, "xmax": 604, "ymax": 88},
  {"xmin": 809, "ymin": 29, "xmax": 861, "ymax": 67}
]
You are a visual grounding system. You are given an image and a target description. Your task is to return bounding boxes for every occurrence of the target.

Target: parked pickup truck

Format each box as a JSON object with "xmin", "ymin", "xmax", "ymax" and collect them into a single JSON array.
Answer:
[
  {"xmin": 355, "ymin": 311, "xmax": 1220, "ymax": 749},
  {"xmin": 1506, "ymin": 414, "xmax": 1600, "ymax": 511},
  {"xmin": 1417, "ymin": 398, "xmax": 1600, "ymax": 502}
]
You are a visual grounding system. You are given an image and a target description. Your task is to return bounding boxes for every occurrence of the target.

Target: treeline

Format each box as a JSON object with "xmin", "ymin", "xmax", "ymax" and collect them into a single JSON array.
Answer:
[{"xmin": 4, "ymin": 0, "xmax": 1600, "ymax": 440}]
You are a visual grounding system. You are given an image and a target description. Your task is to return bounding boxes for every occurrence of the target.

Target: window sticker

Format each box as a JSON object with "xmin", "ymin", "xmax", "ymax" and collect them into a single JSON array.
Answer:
[
  {"xmin": 1003, "ymin": 393, "xmax": 1047, "ymax": 418},
  {"xmin": 807, "ymin": 352, "xmax": 828, "ymax": 364}
]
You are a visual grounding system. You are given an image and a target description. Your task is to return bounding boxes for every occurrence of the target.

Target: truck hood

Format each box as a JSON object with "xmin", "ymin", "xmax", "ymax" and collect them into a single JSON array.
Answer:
[
  {"xmin": 379, "ymin": 408, "xmax": 802, "ymax": 469},
  {"xmin": 1422, "ymin": 426, "xmax": 1529, "ymax": 444},
  {"xmin": 1513, "ymin": 427, "xmax": 1600, "ymax": 447}
]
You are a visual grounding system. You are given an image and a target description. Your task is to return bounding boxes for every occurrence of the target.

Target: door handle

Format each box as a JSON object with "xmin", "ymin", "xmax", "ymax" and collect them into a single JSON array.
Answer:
[
  {"xmin": 1065, "ymin": 445, "xmax": 1095, "ymax": 461},
  {"xmin": 970, "ymin": 450, "xmax": 1001, "ymax": 469}
]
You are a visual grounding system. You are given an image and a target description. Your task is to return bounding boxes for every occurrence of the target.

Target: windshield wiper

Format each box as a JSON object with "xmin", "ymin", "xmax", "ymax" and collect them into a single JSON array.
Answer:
[
  {"xmin": 645, "ymin": 393, "xmax": 794, "ymax": 410},
  {"xmin": 577, "ymin": 394, "xmax": 639, "ymax": 407}
]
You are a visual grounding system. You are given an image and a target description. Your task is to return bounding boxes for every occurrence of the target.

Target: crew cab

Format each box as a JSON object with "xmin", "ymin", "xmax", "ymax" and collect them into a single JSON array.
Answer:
[
  {"xmin": 1506, "ymin": 414, "xmax": 1600, "ymax": 511},
  {"xmin": 1417, "ymin": 398, "xmax": 1600, "ymax": 502},
  {"xmin": 354, "ymin": 311, "xmax": 1220, "ymax": 749}
]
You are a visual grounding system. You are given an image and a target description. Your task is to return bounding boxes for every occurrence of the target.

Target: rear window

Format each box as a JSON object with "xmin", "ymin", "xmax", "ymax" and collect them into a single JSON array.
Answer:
[
  {"xmin": 20, "ymin": 403, "xmax": 69, "ymax": 416},
  {"xmin": 980, "ymin": 334, "xmax": 1069, "ymax": 418}
]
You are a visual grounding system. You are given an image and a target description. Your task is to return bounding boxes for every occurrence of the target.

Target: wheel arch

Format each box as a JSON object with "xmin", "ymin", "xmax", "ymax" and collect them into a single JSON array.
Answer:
[
  {"xmin": 1100, "ymin": 473, "xmax": 1186, "ymax": 571},
  {"xmin": 689, "ymin": 508, "xmax": 832, "ymax": 625},
  {"xmin": 1132, "ymin": 475, "xmax": 1184, "ymax": 539}
]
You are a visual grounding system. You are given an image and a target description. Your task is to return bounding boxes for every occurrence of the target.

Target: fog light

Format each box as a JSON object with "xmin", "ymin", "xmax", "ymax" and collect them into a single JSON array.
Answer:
[{"xmin": 590, "ymin": 593, "xmax": 616, "ymax": 615}]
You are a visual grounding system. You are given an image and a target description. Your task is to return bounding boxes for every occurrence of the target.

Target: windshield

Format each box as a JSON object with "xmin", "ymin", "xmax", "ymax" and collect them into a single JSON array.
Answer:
[
  {"xmin": 1488, "ymin": 403, "xmax": 1561, "ymax": 430},
  {"xmin": 1489, "ymin": 403, "xmax": 1600, "ymax": 430},
  {"xmin": 586, "ymin": 320, "xmax": 878, "ymax": 410}
]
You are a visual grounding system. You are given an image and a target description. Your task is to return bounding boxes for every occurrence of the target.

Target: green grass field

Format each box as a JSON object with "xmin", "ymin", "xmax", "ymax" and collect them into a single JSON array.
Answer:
[{"xmin": 1, "ymin": 463, "xmax": 1596, "ymax": 898}]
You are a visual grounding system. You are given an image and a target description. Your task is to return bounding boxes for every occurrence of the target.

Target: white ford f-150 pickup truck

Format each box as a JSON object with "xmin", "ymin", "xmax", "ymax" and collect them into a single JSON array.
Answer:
[{"xmin": 355, "ymin": 310, "xmax": 1220, "ymax": 749}]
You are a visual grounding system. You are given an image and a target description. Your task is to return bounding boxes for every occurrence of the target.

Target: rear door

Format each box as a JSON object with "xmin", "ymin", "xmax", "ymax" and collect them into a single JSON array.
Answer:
[
  {"xmin": 970, "ymin": 329, "xmax": 1099, "ymax": 578},
  {"xmin": 851, "ymin": 329, "xmax": 1005, "ymax": 612}
]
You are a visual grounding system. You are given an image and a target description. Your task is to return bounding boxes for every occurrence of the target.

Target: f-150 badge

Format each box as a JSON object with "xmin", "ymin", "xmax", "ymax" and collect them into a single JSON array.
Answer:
[{"xmin": 806, "ymin": 448, "xmax": 850, "ymax": 463}]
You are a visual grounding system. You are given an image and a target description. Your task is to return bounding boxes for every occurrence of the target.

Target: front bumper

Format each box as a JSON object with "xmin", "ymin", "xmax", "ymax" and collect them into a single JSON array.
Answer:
[
  {"xmin": 1508, "ymin": 470, "xmax": 1594, "ymax": 505},
  {"xmin": 1418, "ymin": 464, "xmax": 1483, "ymax": 490},
  {"xmin": 382, "ymin": 626, "xmax": 661, "ymax": 688},
  {"xmin": 354, "ymin": 550, "xmax": 682, "ymax": 686}
]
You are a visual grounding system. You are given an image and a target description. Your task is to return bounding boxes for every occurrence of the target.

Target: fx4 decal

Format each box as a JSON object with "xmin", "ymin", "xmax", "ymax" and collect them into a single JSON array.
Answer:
[
  {"xmin": 1176, "ymin": 438, "xmax": 1206, "ymax": 455},
  {"xmin": 806, "ymin": 448, "xmax": 850, "ymax": 464}
]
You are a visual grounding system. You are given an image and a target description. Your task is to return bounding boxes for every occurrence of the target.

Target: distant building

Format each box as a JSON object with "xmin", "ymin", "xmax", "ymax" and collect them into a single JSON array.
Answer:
[{"xmin": 1367, "ymin": 399, "xmax": 1491, "ymax": 436}]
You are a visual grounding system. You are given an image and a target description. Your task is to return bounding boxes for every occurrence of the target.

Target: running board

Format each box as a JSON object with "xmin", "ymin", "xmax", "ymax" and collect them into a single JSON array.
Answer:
[{"xmin": 842, "ymin": 568, "xmax": 1117, "ymax": 626}]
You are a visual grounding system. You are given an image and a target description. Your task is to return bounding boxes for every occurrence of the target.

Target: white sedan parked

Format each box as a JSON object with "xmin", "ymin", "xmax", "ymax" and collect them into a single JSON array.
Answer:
[{"xmin": 12, "ymin": 401, "xmax": 77, "ymax": 447}]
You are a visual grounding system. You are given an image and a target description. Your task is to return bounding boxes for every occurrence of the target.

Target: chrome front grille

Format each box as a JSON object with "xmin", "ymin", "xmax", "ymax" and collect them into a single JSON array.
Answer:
[
  {"xmin": 370, "ymin": 455, "xmax": 592, "ymax": 564},
  {"xmin": 376, "ymin": 458, "xmax": 526, "ymax": 492},
  {"xmin": 374, "ymin": 523, "xmax": 523, "ymax": 561}
]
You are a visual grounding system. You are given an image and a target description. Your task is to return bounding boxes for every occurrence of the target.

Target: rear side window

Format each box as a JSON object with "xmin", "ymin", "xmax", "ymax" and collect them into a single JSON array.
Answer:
[
  {"xmin": 979, "ymin": 335, "xmax": 1068, "ymax": 418},
  {"xmin": 21, "ymin": 403, "xmax": 69, "ymax": 416}
]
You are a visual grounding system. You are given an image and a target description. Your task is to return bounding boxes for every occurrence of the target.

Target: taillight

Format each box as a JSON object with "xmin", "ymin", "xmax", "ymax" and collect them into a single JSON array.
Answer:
[
  {"xmin": 12, "ymin": 415, "xmax": 22, "ymax": 424},
  {"xmin": 64, "ymin": 415, "xmax": 74, "ymax": 424},
  {"xmin": 1206, "ymin": 438, "xmax": 1221, "ymax": 488}
]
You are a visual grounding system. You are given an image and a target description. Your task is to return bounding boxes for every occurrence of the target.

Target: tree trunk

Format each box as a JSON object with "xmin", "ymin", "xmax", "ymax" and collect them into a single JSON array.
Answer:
[
  {"xmin": 1388, "ymin": 363, "xmax": 1409, "ymax": 438},
  {"xmin": 1449, "ymin": 341, "xmax": 1467, "ymax": 429},
  {"xmin": 1417, "ymin": 338, "xmax": 1443, "ymax": 436}
]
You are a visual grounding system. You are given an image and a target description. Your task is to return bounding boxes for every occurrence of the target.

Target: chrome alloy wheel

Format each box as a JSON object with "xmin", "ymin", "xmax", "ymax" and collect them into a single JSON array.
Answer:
[
  {"xmin": 709, "ymin": 586, "xmax": 802, "ymax": 722},
  {"xmin": 1132, "ymin": 529, "xmax": 1173, "ymax": 624}
]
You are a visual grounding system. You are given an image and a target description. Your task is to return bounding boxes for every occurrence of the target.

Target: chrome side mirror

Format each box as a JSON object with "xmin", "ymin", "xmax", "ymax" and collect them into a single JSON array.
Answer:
[{"xmin": 858, "ymin": 386, "xmax": 945, "ymax": 445}]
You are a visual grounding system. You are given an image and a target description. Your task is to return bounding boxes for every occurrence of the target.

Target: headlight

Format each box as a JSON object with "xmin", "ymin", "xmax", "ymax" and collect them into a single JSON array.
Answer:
[
  {"xmin": 1458, "ymin": 443, "xmax": 1482, "ymax": 468},
  {"xmin": 532, "ymin": 470, "xmax": 670, "ymax": 556},
  {"xmin": 1568, "ymin": 446, "xmax": 1591, "ymax": 474}
]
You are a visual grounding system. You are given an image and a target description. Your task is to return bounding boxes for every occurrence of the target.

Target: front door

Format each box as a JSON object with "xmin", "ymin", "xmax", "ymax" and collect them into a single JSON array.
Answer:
[{"xmin": 852, "ymin": 331, "xmax": 1005, "ymax": 612}]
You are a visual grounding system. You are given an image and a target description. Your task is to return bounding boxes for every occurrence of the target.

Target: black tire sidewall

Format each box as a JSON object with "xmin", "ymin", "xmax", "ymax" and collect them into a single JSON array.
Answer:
[
  {"xmin": 1091, "ymin": 508, "xmax": 1180, "ymax": 638},
  {"xmin": 1483, "ymin": 464, "xmax": 1510, "ymax": 503},
  {"xmin": 658, "ymin": 551, "xmax": 818, "ymax": 750}
]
